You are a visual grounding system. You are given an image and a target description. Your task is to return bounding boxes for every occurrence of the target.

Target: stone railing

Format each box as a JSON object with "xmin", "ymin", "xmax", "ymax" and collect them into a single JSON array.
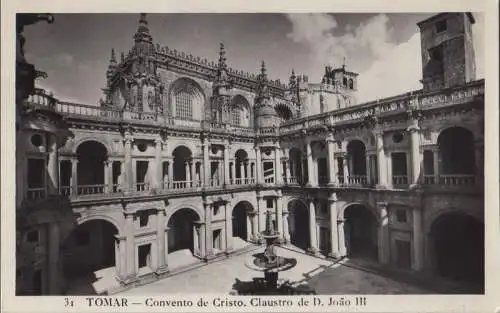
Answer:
[
  {"xmin": 24, "ymin": 88, "xmax": 58, "ymax": 110},
  {"xmin": 279, "ymin": 79, "xmax": 484, "ymax": 134}
]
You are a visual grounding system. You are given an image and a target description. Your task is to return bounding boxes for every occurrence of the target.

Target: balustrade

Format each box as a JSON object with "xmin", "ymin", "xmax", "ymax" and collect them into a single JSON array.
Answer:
[
  {"xmin": 26, "ymin": 188, "xmax": 45, "ymax": 201},
  {"xmin": 347, "ymin": 175, "xmax": 368, "ymax": 186},
  {"xmin": 136, "ymin": 182, "xmax": 150, "ymax": 192},
  {"xmin": 438, "ymin": 174, "xmax": 475, "ymax": 186},
  {"xmin": 77, "ymin": 184, "xmax": 105, "ymax": 195},
  {"xmin": 60, "ymin": 186, "xmax": 71, "ymax": 196},
  {"xmin": 392, "ymin": 175, "xmax": 409, "ymax": 187}
]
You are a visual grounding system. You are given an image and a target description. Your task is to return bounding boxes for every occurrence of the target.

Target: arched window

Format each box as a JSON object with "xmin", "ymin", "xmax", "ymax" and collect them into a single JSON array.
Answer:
[
  {"xmin": 231, "ymin": 105, "xmax": 242, "ymax": 126},
  {"xmin": 230, "ymin": 95, "xmax": 251, "ymax": 127},
  {"xmin": 349, "ymin": 79, "xmax": 354, "ymax": 90},
  {"xmin": 175, "ymin": 88, "xmax": 194, "ymax": 120},
  {"xmin": 343, "ymin": 77, "xmax": 347, "ymax": 87},
  {"xmin": 171, "ymin": 78, "xmax": 205, "ymax": 121}
]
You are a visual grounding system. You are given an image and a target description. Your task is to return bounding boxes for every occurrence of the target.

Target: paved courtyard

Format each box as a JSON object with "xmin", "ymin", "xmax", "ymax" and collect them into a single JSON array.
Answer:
[{"xmin": 120, "ymin": 245, "xmax": 432, "ymax": 295}]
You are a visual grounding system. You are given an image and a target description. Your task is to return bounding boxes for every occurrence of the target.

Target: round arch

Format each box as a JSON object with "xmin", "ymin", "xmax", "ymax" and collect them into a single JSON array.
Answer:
[
  {"xmin": 167, "ymin": 207, "xmax": 202, "ymax": 254},
  {"xmin": 166, "ymin": 203, "xmax": 204, "ymax": 225},
  {"xmin": 171, "ymin": 145, "xmax": 194, "ymax": 183},
  {"xmin": 346, "ymin": 140, "xmax": 367, "ymax": 176},
  {"xmin": 275, "ymin": 103, "xmax": 293, "ymax": 122},
  {"xmin": 169, "ymin": 77, "xmax": 206, "ymax": 121},
  {"xmin": 437, "ymin": 126, "xmax": 476, "ymax": 175},
  {"xmin": 429, "ymin": 211, "xmax": 484, "ymax": 285},
  {"xmin": 75, "ymin": 140, "xmax": 109, "ymax": 192},
  {"xmin": 232, "ymin": 201, "xmax": 255, "ymax": 242},
  {"xmin": 61, "ymin": 218, "xmax": 120, "ymax": 292},
  {"xmin": 76, "ymin": 214, "xmax": 124, "ymax": 237},
  {"xmin": 72, "ymin": 137, "xmax": 112, "ymax": 155},
  {"xmin": 342, "ymin": 203, "xmax": 379, "ymax": 259},
  {"xmin": 287, "ymin": 198, "xmax": 310, "ymax": 251}
]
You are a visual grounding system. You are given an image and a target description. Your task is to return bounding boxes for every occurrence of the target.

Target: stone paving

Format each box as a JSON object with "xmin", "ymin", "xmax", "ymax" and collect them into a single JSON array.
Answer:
[{"xmin": 120, "ymin": 246, "xmax": 432, "ymax": 295}]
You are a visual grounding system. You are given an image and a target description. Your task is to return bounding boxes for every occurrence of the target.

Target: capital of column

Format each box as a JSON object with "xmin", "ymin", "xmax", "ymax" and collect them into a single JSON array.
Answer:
[
  {"xmin": 376, "ymin": 201, "xmax": 388, "ymax": 211},
  {"xmin": 328, "ymin": 192, "xmax": 338, "ymax": 202},
  {"xmin": 326, "ymin": 132, "xmax": 335, "ymax": 142},
  {"xmin": 407, "ymin": 124, "xmax": 420, "ymax": 133}
]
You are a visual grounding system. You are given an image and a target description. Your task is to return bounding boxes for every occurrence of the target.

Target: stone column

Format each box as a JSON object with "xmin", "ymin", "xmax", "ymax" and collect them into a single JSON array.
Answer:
[
  {"xmin": 190, "ymin": 161, "xmax": 196, "ymax": 187},
  {"xmin": 156, "ymin": 210, "xmax": 168, "ymax": 273},
  {"xmin": 71, "ymin": 159, "xmax": 78, "ymax": 195},
  {"xmin": 408, "ymin": 121, "xmax": 421, "ymax": 187},
  {"xmin": 276, "ymin": 191, "xmax": 284, "ymax": 242},
  {"xmin": 412, "ymin": 206, "xmax": 424, "ymax": 271},
  {"xmin": 251, "ymin": 162, "xmax": 256, "ymax": 182},
  {"xmin": 338, "ymin": 219, "xmax": 347, "ymax": 256},
  {"xmin": 326, "ymin": 134, "xmax": 336, "ymax": 186},
  {"xmin": 365, "ymin": 155, "xmax": 371, "ymax": 185},
  {"xmin": 432, "ymin": 148, "xmax": 439, "ymax": 184},
  {"xmin": 47, "ymin": 222, "xmax": 60, "ymax": 294},
  {"xmin": 246, "ymin": 214, "xmax": 252, "ymax": 241},
  {"xmin": 257, "ymin": 195, "xmax": 266, "ymax": 242},
  {"xmin": 231, "ymin": 161, "xmax": 236, "ymax": 184},
  {"xmin": 154, "ymin": 138, "xmax": 163, "ymax": 190},
  {"xmin": 203, "ymin": 141, "xmax": 210, "ymax": 187},
  {"xmin": 342, "ymin": 154, "xmax": 349, "ymax": 184},
  {"xmin": 377, "ymin": 202, "xmax": 390, "ymax": 264},
  {"xmin": 115, "ymin": 236, "xmax": 128, "ymax": 281},
  {"xmin": 255, "ymin": 147, "xmax": 262, "ymax": 184},
  {"xmin": 328, "ymin": 193, "xmax": 340, "ymax": 258},
  {"xmin": 47, "ymin": 134, "xmax": 59, "ymax": 195},
  {"xmin": 245, "ymin": 162, "xmax": 250, "ymax": 183},
  {"xmin": 239, "ymin": 162, "xmax": 245, "ymax": 181},
  {"xmin": 375, "ymin": 130, "xmax": 387, "ymax": 187},
  {"xmin": 125, "ymin": 214, "xmax": 137, "ymax": 280},
  {"xmin": 225, "ymin": 201, "xmax": 233, "ymax": 253},
  {"xmin": 275, "ymin": 145, "xmax": 282, "ymax": 184},
  {"xmin": 168, "ymin": 161, "xmax": 173, "ymax": 187},
  {"xmin": 285, "ymin": 159, "xmax": 291, "ymax": 184},
  {"xmin": 306, "ymin": 140, "xmax": 314, "ymax": 186},
  {"xmin": 193, "ymin": 225, "xmax": 200, "ymax": 257},
  {"xmin": 104, "ymin": 160, "xmax": 110, "ymax": 193},
  {"xmin": 204, "ymin": 202, "xmax": 214, "ymax": 259},
  {"xmin": 282, "ymin": 209, "xmax": 290, "ymax": 243},
  {"xmin": 224, "ymin": 142, "xmax": 230, "ymax": 186},
  {"xmin": 124, "ymin": 137, "xmax": 133, "ymax": 193},
  {"xmin": 199, "ymin": 223, "xmax": 206, "ymax": 258},
  {"xmin": 308, "ymin": 199, "xmax": 319, "ymax": 254}
]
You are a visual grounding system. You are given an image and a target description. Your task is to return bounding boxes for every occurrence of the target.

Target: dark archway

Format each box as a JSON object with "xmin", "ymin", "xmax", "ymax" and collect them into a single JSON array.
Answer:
[
  {"xmin": 344, "ymin": 204, "xmax": 378, "ymax": 260},
  {"xmin": 346, "ymin": 140, "xmax": 367, "ymax": 176},
  {"xmin": 437, "ymin": 127, "xmax": 475, "ymax": 175},
  {"xmin": 232, "ymin": 201, "xmax": 253, "ymax": 241},
  {"xmin": 288, "ymin": 200, "xmax": 310, "ymax": 250},
  {"xmin": 76, "ymin": 141, "xmax": 108, "ymax": 194},
  {"xmin": 234, "ymin": 149, "xmax": 249, "ymax": 181},
  {"xmin": 62, "ymin": 219, "xmax": 118, "ymax": 281},
  {"xmin": 431, "ymin": 212, "xmax": 484, "ymax": 285},
  {"xmin": 172, "ymin": 146, "xmax": 193, "ymax": 183},
  {"xmin": 167, "ymin": 208, "xmax": 200, "ymax": 253},
  {"xmin": 289, "ymin": 148, "xmax": 303, "ymax": 184}
]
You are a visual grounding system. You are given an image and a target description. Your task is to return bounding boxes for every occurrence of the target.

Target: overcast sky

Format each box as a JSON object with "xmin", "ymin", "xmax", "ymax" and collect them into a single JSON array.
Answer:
[{"xmin": 23, "ymin": 13, "xmax": 484, "ymax": 105}]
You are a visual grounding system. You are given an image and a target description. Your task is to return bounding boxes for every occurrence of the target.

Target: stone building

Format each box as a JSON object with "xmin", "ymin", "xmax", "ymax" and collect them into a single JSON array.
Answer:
[{"xmin": 15, "ymin": 12, "xmax": 484, "ymax": 295}]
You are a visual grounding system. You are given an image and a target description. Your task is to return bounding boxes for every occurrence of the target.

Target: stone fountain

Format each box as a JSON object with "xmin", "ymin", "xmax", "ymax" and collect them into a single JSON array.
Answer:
[{"xmin": 236, "ymin": 210, "xmax": 307, "ymax": 294}]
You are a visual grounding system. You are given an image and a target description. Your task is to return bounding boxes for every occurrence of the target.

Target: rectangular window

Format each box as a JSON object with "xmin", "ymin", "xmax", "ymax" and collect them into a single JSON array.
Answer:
[
  {"xmin": 27, "ymin": 159, "xmax": 45, "ymax": 188},
  {"xmin": 213, "ymin": 229, "xmax": 222, "ymax": 250},
  {"xmin": 266, "ymin": 199, "xmax": 274, "ymax": 209},
  {"xmin": 395, "ymin": 209, "xmax": 407, "ymax": 223},
  {"xmin": 139, "ymin": 212, "xmax": 149, "ymax": 227},
  {"xmin": 138, "ymin": 244, "xmax": 151, "ymax": 268},
  {"xmin": 175, "ymin": 91, "xmax": 193, "ymax": 120},
  {"xmin": 423, "ymin": 150, "xmax": 434, "ymax": 175}
]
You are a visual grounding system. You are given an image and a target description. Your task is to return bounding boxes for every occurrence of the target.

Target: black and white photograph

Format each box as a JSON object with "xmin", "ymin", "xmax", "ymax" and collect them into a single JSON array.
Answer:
[{"xmin": 4, "ymin": 2, "xmax": 499, "ymax": 311}]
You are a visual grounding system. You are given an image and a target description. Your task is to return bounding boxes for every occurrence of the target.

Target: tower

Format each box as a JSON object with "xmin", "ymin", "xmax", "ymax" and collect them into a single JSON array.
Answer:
[
  {"xmin": 317, "ymin": 62, "xmax": 358, "ymax": 112},
  {"xmin": 254, "ymin": 61, "xmax": 278, "ymax": 128},
  {"xmin": 417, "ymin": 12, "xmax": 476, "ymax": 91},
  {"xmin": 211, "ymin": 43, "xmax": 232, "ymax": 124}
]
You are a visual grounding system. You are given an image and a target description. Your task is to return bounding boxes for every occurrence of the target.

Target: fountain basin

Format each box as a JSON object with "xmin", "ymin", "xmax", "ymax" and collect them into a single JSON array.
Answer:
[{"xmin": 245, "ymin": 253, "xmax": 297, "ymax": 272}]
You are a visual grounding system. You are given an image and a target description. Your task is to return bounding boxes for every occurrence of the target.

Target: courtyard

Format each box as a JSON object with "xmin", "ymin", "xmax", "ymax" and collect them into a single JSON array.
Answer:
[{"xmin": 119, "ymin": 245, "xmax": 434, "ymax": 295}]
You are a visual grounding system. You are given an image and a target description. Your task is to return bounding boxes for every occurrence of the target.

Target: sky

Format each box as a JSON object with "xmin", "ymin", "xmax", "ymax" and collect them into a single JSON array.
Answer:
[{"xmin": 22, "ymin": 13, "xmax": 485, "ymax": 105}]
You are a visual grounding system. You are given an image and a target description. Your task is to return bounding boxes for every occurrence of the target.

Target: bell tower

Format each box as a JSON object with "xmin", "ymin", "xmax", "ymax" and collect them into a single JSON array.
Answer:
[{"xmin": 417, "ymin": 12, "xmax": 476, "ymax": 91}]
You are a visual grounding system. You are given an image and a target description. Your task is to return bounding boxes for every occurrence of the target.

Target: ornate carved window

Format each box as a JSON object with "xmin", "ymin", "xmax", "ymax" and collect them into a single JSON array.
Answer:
[
  {"xmin": 231, "ymin": 105, "xmax": 242, "ymax": 126},
  {"xmin": 171, "ymin": 79, "xmax": 204, "ymax": 120}
]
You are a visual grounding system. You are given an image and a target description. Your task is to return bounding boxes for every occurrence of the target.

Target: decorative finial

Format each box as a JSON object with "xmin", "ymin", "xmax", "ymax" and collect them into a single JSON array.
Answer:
[
  {"xmin": 134, "ymin": 13, "xmax": 152, "ymax": 43},
  {"xmin": 342, "ymin": 56, "xmax": 346, "ymax": 70},
  {"xmin": 120, "ymin": 52, "xmax": 125, "ymax": 63},
  {"xmin": 110, "ymin": 48, "xmax": 116, "ymax": 64},
  {"xmin": 218, "ymin": 42, "xmax": 226, "ymax": 68},
  {"xmin": 260, "ymin": 60, "xmax": 267, "ymax": 81}
]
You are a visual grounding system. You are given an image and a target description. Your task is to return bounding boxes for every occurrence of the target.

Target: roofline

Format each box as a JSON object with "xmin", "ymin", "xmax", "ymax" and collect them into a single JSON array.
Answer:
[{"xmin": 417, "ymin": 12, "xmax": 476, "ymax": 28}]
